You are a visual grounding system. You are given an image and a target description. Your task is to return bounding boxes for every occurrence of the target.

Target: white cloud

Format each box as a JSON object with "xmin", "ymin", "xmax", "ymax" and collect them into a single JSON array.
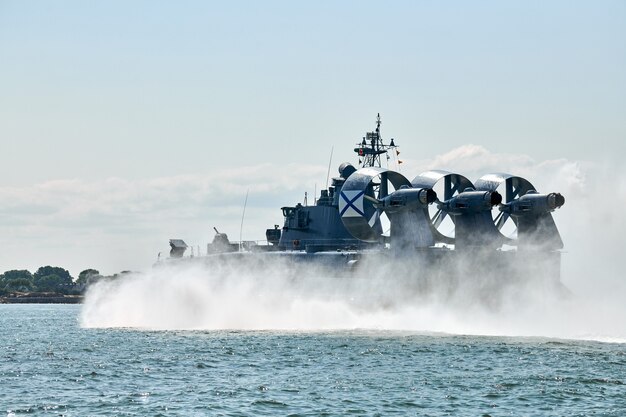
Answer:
[{"xmin": 0, "ymin": 163, "xmax": 326, "ymax": 275}]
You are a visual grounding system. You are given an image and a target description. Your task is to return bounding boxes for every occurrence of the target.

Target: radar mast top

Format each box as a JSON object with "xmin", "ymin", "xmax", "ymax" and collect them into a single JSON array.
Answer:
[{"xmin": 354, "ymin": 113, "xmax": 398, "ymax": 168}]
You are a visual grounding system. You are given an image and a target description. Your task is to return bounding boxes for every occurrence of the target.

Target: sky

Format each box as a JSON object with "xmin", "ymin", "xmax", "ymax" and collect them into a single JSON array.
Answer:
[{"xmin": 0, "ymin": 1, "xmax": 625, "ymax": 277}]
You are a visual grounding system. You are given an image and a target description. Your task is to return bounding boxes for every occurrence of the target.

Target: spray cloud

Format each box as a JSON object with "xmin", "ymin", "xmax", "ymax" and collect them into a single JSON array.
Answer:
[{"xmin": 80, "ymin": 147, "xmax": 626, "ymax": 343}]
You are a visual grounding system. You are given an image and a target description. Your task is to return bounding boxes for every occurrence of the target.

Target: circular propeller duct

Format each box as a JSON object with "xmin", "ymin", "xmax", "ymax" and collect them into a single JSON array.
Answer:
[
  {"xmin": 339, "ymin": 167, "xmax": 411, "ymax": 242},
  {"xmin": 411, "ymin": 170, "xmax": 474, "ymax": 243},
  {"xmin": 474, "ymin": 173, "xmax": 535, "ymax": 239}
]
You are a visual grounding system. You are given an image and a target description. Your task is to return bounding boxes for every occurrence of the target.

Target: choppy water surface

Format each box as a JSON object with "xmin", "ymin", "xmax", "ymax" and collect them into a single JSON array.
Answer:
[{"xmin": 0, "ymin": 305, "xmax": 624, "ymax": 416}]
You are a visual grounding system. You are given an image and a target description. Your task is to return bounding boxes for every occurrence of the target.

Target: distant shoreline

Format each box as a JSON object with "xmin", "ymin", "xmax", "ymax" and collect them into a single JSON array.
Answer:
[{"xmin": 0, "ymin": 293, "xmax": 83, "ymax": 304}]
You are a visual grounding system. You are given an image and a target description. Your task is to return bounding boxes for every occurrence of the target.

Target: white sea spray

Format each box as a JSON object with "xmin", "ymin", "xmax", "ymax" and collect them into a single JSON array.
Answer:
[{"xmin": 80, "ymin": 152, "xmax": 626, "ymax": 343}]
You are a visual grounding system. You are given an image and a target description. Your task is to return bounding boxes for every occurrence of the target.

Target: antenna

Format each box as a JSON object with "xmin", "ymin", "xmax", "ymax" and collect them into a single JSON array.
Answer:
[
  {"xmin": 239, "ymin": 189, "xmax": 249, "ymax": 251},
  {"xmin": 325, "ymin": 146, "xmax": 334, "ymax": 189}
]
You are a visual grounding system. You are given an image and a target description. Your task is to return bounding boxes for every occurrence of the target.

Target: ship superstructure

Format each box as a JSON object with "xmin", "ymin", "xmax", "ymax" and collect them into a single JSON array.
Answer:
[{"xmin": 274, "ymin": 113, "xmax": 398, "ymax": 252}]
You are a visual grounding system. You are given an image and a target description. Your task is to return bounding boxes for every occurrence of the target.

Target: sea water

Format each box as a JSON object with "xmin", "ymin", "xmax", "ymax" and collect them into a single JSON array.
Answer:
[{"xmin": 0, "ymin": 304, "xmax": 624, "ymax": 416}]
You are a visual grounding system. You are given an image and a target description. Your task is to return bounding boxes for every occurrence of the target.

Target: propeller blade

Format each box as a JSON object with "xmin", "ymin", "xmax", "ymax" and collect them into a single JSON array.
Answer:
[
  {"xmin": 368, "ymin": 210, "xmax": 380, "ymax": 228},
  {"xmin": 444, "ymin": 175, "xmax": 453, "ymax": 200},
  {"xmin": 495, "ymin": 211, "xmax": 510, "ymax": 230},
  {"xmin": 379, "ymin": 172, "xmax": 388, "ymax": 199},
  {"xmin": 433, "ymin": 209, "xmax": 448, "ymax": 228}
]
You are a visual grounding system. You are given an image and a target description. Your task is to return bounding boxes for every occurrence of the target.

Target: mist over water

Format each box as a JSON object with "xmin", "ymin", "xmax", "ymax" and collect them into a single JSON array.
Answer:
[
  {"xmin": 80, "ymin": 156, "xmax": 626, "ymax": 343},
  {"xmin": 79, "ymin": 257, "xmax": 626, "ymax": 343}
]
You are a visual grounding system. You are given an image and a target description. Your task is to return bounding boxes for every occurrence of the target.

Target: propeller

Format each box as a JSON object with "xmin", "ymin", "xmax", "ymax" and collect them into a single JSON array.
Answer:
[
  {"xmin": 339, "ymin": 168, "xmax": 437, "ymax": 248},
  {"xmin": 339, "ymin": 167, "xmax": 410, "ymax": 242},
  {"xmin": 474, "ymin": 173, "xmax": 564, "ymax": 249},
  {"xmin": 412, "ymin": 170, "xmax": 475, "ymax": 244}
]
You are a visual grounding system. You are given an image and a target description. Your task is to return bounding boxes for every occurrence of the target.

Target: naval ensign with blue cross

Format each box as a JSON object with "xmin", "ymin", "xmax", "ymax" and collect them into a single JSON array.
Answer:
[{"xmin": 339, "ymin": 190, "xmax": 366, "ymax": 217}]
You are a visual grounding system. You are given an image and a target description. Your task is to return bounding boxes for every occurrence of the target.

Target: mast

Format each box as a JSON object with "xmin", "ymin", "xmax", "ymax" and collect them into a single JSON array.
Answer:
[{"xmin": 354, "ymin": 113, "xmax": 397, "ymax": 168}]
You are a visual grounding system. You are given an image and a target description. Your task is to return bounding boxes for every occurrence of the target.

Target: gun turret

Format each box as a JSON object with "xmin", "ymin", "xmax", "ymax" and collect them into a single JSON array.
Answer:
[{"xmin": 207, "ymin": 227, "xmax": 238, "ymax": 254}]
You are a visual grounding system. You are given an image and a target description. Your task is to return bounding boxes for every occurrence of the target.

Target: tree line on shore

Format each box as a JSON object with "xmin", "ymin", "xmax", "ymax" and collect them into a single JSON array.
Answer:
[{"xmin": 0, "ymin": 267, "xmax": 127, "ymax": 296}]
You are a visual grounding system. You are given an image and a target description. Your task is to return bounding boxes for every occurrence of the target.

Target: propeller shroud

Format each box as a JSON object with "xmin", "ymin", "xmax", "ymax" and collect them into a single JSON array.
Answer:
[
  {"xmin": 411, "ymin": 170, "xmax": 475, "ymax": 244},
  {"xmin": 474, "ymin": 173, "xmax": 535, "ymax": 240},
  {"xmin": 338, "ymin": 167, "xmax": 411, "ymax": 242}
]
